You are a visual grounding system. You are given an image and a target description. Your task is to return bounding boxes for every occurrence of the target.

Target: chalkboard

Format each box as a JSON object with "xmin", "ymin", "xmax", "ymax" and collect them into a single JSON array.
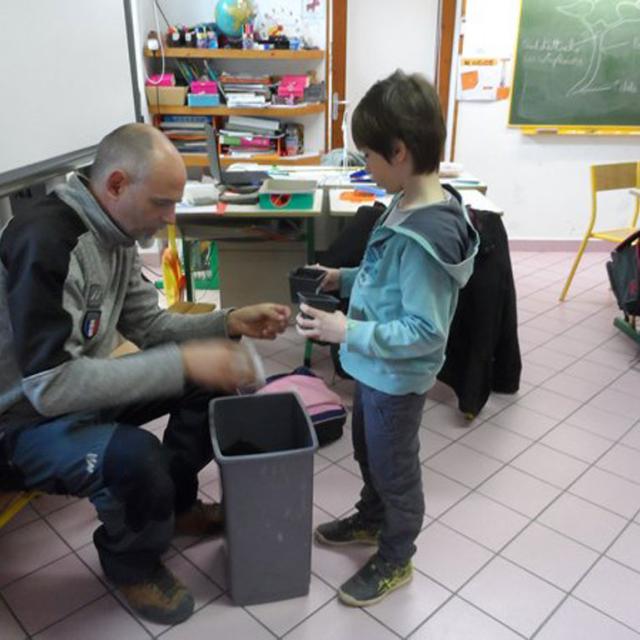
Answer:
[{"xmin": 509, "ymin": 0, "xmax": 640, "ymax": 129}]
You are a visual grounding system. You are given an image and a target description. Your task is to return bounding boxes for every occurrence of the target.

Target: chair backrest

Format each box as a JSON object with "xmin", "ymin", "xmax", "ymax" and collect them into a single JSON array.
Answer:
[{"xmin": 591, "ymin": 162, "xmax": 640, "ymax": 193}]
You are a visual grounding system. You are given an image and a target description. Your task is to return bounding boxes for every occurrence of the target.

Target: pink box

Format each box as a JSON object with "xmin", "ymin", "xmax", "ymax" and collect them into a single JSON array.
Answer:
[
  {"xmin": 190, "ymin": 80, "xmax": 218, "ymax": 94},
  {"xmin": 145, "ymin": 73, "xmax": 175, "ymax": 87}
]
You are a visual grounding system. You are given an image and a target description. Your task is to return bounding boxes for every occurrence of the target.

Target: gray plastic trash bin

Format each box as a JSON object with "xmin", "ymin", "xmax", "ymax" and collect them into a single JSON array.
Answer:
[{"xmin": 209, "ymin": 391, "xmax": 318, "ymax": 605}]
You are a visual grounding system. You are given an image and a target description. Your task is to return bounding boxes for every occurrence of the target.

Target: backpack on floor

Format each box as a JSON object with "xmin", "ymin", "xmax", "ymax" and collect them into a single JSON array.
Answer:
[
  {"xmin": 607, "ymin": 229, "xmax": 640, "ymax": 316},
  {"xmin": 256, "ymin": 367, "xmax": 347, "ymax": 446}
]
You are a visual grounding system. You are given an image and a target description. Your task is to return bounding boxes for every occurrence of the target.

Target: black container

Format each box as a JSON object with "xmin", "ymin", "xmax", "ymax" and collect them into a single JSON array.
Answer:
[
  {"xmin": 288, "ymin": 267, "xmax": 325, "ymax": 303},
  {"xmin": 209, "ymin": 392, "xmax": 318, "ymax": 605},
  {"xmin": 297, "ymin": 292, "xmax": 339, "ymax": 319}
]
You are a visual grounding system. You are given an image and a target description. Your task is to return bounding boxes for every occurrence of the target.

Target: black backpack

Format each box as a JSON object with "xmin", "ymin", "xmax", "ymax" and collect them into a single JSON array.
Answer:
[{"xmin": 606, "ymin": 229, "xmax": 640, "ymax": 316}]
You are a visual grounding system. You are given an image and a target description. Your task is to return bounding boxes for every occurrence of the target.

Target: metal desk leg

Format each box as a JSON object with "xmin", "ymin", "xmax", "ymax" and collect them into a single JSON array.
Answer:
[
  {"xmin": 303, "ymin": 339, "xmax": 313, "ymax": 368},
  {"xmin": 303, "ymin": 218, "xmax": 316, "ymax": 367},
  {"xmin": 181, "ymin": 237, "xmax": 194, "ymax": 302},
  {"xmin": 305, "ymin": 218, "xmax": 315, "ymax": 264}
]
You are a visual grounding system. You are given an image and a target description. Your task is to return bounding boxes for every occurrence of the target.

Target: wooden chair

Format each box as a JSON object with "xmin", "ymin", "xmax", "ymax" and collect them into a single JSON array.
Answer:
[
  {"xmin": 0, "ymin": 491, "xmax": 39, "ymax": 529},
  {"xmin": 560, "ymin": 161, "xmax": 640, "ymax": 301}
]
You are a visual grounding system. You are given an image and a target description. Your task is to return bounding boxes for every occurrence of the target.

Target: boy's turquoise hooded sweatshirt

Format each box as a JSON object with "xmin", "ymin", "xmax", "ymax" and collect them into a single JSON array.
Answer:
[{"xmin": 339, "ymin": 187, "xmax": 478, "ymax": 395}]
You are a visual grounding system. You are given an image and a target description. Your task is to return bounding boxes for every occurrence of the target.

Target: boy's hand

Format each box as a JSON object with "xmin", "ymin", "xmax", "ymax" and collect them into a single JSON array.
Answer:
[
  {"xmin": 227, "ymin": 303, "xmax": 290, "ymax": 339},
  {"xmin": 296, "ymin": 304, "xmax": 347, "ymax": 344},
  {"xmin": 309, "ymin": 263, "xmax": 340, "ymax": 292}
]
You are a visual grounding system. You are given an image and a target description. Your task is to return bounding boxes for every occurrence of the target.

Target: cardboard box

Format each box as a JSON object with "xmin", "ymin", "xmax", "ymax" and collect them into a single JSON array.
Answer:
[
  {"xmin": 145, "ymin": 86, "xmax": 187, "ymax": 106},
  {"xmin": 217, "ymin": 240, "xmax": 306, "ymax": 317}
]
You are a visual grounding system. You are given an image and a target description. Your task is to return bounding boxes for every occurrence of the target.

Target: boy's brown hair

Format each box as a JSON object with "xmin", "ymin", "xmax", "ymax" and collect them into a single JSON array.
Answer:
[{"xmin": 351, "ymin": 70, "xmax": 446, "ymax": 174}]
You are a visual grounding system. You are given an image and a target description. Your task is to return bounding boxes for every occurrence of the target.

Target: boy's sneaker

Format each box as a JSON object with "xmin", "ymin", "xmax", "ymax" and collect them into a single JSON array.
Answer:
[
  {"xmin": 119, "ymin": 564, "xmax": 194, "ymax": 625},
  {"xmin": 338, "ymin": 554, "xmax": 413, "ymax": 607},
  {"xmin": 315, "ymin": 514, "xmax": 380, "ymax": 546}
]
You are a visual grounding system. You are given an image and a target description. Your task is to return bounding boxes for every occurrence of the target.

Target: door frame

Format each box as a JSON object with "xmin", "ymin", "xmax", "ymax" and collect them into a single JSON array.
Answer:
[{"xmin": 328, "ymin": 0, "xmax": 459, "ymax": 153}]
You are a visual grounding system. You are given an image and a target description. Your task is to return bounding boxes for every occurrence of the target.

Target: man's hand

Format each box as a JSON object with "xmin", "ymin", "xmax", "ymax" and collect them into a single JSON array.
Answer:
[
  {"xmin": 181, "ymin": 339, "xmax": 258, "ymax": 392},
  {"xmin": 227, "ymin": 303, "xmax": 291, "ymax": 340},
  {"xmin": 310, "ymin": 263, "xmax": 340, "ymax": 292},
  {"xmin": 296, "ymin": 304, "xmax": 347, "ymax": 344}
]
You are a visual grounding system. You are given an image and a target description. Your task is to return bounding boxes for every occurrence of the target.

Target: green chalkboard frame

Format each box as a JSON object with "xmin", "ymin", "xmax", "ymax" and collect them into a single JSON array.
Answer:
[{"xmin": 508, "ymin": 0, "xmax": 640, "ymax": 134}]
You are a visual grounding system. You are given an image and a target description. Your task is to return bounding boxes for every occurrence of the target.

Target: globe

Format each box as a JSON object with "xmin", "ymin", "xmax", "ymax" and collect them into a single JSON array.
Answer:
[{"xmin": 215, "ymin": 0, "xmax": 255, "ymax": 38}]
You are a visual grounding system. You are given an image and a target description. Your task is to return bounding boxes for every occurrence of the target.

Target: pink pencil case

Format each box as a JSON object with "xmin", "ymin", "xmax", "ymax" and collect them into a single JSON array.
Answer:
[
  {"xmin": 146, "ymin": 73, "xmax": 175, "ymax": 87},
  {"xmin": 190, "ymin": 80, "xmax": 218, "ymax": 94}
]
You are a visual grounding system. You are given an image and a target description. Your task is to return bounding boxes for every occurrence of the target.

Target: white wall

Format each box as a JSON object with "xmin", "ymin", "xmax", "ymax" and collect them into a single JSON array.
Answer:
[
  {"xmin": 344, "ymin": 0, "xmax": 440, "ymax": 150},
  {"xmin": 454, "ymin": 0, "xmax": 640, "ymax": 240},
  {"xmin": 0, "ymin": 0, "xmax": 137, "ymax": 177}
]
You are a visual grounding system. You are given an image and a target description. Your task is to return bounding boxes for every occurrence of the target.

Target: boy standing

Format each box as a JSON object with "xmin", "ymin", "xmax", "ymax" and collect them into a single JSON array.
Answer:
[{"xmin": 296, "ymin": 70, "xmax": 478, "ymax": 606}]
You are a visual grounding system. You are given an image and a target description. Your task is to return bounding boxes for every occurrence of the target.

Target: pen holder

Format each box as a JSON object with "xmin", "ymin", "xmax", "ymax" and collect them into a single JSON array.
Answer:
[{"xmin": 288, "ymin": 267, "xmax": 325, "ymax": 303}]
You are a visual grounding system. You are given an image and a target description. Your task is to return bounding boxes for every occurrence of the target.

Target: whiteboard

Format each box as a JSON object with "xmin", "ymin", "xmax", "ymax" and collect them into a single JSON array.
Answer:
[{"xmin": 0, "ymin": 0, "xmax": 139, "ymax": 193}]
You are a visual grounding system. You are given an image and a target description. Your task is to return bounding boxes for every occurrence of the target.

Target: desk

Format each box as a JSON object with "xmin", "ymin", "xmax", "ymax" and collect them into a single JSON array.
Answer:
[
  {"xmin": 224, "ymin": 164, "xmax": 488, "ymax": 194},
  {"xmin": 328, "ymin": 188, "xmax": 503, "ymax": 217},
  {"xmin": 175, "ymin": 190, "xmax": 323, "ymax": 301}
]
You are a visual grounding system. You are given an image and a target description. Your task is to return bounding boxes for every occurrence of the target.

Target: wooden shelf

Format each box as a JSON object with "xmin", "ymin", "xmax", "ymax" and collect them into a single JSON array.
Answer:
[
  {"xmin": 149, "ymin": 104, "xmax": 325, "ymax": 117},
  {"xmin": 182, "ymin": 153, "xmax": 322, "ymax": 168},
  {"xmin": 145, "ymin": 47, "xmax": 324, "ymax": 61},
  {"xmin": 146, "ymin": 46, "xmax": 325, "ymax": 168}
]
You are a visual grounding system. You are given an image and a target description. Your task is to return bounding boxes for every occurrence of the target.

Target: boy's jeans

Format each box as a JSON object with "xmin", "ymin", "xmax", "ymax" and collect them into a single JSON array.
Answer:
[{"xmin": 352, "ymin": 381, "xmax": 427, "ymax": 564}]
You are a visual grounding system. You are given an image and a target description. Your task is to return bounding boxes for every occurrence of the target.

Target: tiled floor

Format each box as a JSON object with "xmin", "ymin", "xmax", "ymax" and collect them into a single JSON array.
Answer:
[{"xmin": 3, "ymin": 250, "xmax": 640, "ymax": 639}]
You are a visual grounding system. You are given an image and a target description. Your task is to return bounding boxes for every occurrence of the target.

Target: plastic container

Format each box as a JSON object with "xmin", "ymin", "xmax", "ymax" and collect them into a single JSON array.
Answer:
[
  {"xmin": 190, "ymin": 80, "xmax": 218, "ymax": 94},
  {"xmin": 145, "ymin": 73, "xmax": 175, "ymax": 87},
  {"xmin": 209, "ymin": 392, "xmax": 318, "ymax": 605},
  {"xmin": 187, "ymin": 93, "xmax": 220, "ymax": 107},
  {"xmin": 297, "ymin": 292, "xmax": 339, "ymax": 318},
  {"xmin": 288, "ymin": 267, "xmax": 325, "ymax": 303}
]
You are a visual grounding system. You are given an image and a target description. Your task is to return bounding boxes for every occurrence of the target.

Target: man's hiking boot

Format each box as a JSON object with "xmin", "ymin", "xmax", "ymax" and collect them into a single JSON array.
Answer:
[
  {"xmin": 174, "ymin": 499, "xmax": 223, "ymax": 537},
  {"xmin": 119, "ymin": 564, "xmax": 194, "ymax": 625}
]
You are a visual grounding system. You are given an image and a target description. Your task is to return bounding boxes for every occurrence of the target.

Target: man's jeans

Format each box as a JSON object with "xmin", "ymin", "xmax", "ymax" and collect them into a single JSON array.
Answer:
[{"xmin": 8, "ymin": 385, "xmax": 217, "ymax": 584}]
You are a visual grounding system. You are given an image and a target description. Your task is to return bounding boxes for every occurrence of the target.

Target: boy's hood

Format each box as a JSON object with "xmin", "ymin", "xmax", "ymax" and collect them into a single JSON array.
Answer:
[{"xmin": 376, "ymin": 186, "xmax": 479, "ymax": 286}]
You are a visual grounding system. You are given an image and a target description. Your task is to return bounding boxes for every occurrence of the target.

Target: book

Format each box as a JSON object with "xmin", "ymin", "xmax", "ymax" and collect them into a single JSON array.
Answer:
[
  {"xmin": 227, "ymin": 115, "xmax": 281, "ymax": 132},
  {"xmin": 220, "ymin": 135, "xmax": 273, "ymax": 148},
  {"xmin": 219, "ymin": 73, "xmax": 271, "ymax": 85},
  {"xmin": 219, "ymin": 128, "xmax": 283, "ymax": 139}
]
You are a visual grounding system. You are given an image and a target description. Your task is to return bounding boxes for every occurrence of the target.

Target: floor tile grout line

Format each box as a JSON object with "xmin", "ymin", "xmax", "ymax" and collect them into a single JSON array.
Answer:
[
  {"xmin": 0, "ymin": 590, "xmax": 30, "ymax": 639},
  {"xmin": 169, "ymin": 542, "xmax": 228, "ymax": 594},
  {"xmin": 3, "ymin": 252, "xmax": 633, "ymax": 638},
  {"xmin": 529, "ymin": 502, "xmax": 640, "ymax": 639},
  {"xmin": 153, "ymin": 593, "xmax": 227, "ymax": 638},
  {"xmin": 546, "ymin": 593, "xmax": 640, "ymax": 640},
  {"xmin": 484, "ymin": 409, "xmax": 640, "ymax": 633},
  {"xmin": 404, "ymin": 386, "xmax": 640, "ymax": 630},
  {"xmin": 28, "ymin": 591, "xmax": 144, "ymax": 640}
]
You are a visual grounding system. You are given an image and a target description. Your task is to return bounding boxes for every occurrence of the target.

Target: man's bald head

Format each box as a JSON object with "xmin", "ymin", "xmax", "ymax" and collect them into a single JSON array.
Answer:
[
  {"xmin": 89, "ymin": 123, "xmax": 186, "ymax": 240},
  {"xmin": 91, "ymin": 123, "xmax": 181, "ymax": 187}
]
